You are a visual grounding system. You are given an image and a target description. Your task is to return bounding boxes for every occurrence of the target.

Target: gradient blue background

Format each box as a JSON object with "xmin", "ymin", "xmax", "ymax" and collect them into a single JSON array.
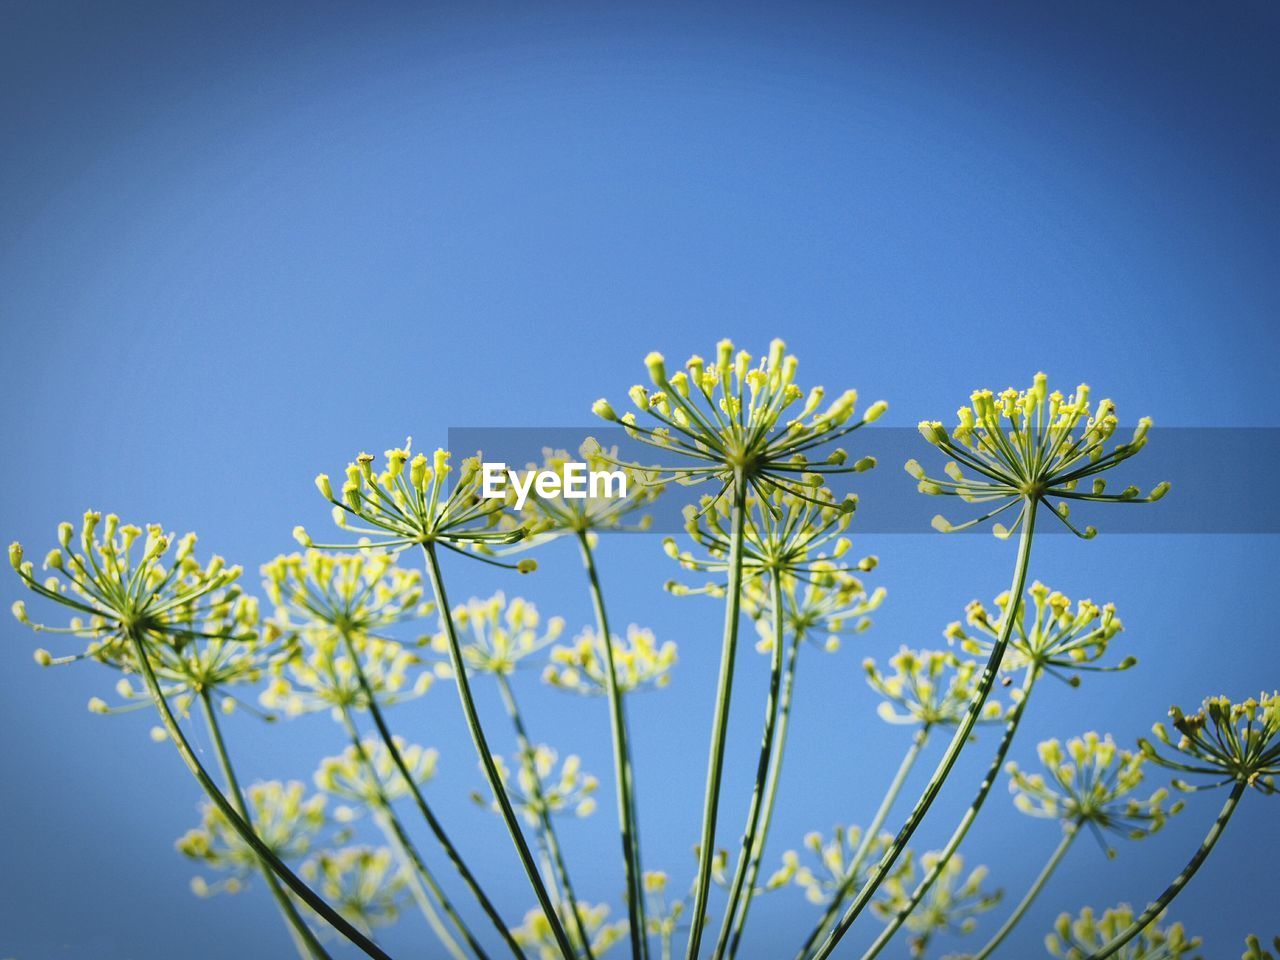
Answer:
[{"xmin": 2, "ymin": 2, "xmax": 1277, "ymax": 957}]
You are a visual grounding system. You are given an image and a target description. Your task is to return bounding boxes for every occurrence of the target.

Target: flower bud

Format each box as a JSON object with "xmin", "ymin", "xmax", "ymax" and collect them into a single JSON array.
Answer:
[
  {"xmin": 592, "ymin": 398, "xmax": 619, "ymax": 421},
  {"xmin": 33, "ymin": 647, "xmax": 52, "ymax": 666},
  {"xmin": 516, "ymin": 558, "xmax": 537, "ymax": 574},
  {"xmin": 864, "ymin": 400, "xmax": 888, "ymax": 422},
  {"xmin": 8, "ymin": 542, "xmax": 22, "ymax": 570},
  {"xmin": 315, "ymin": 474, "xmax": 333, "ymax": 500},
  {"xmin": 644, "ymin": 351, "xmax": 667, "ymax": 384},
  {"xmin": 87, "ymin": 697, "xmax": 109, "ymax": 714},
  {"xmin": 292, "ymin": 526, "xmax": 312, "ymax": 547}
]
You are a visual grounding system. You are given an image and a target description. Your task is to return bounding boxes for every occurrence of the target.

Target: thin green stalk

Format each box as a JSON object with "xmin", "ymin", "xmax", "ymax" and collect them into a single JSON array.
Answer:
[
  {"xmin": 1084, "ymin": 781, "xmax": 1247, "ymax": 960},
  {"xmin": 127, "ymin": 630, "xmax": 393, "ymax": 960},
  {"xmin": 337, "ymin": 628, "xmax": 526, "ymax": 960},
  {"xmin": 198, "ymin": 691, "xmax": 331, "ymax": 960},
  {"xmin": 805, "ymin": 497, "xmax": 1039, "ymax": 960},
  {"xmin": 336, "ymin": 708, "xmax": 477, "ymax": 960},
  {"xmin": 796, "ymin": 725, "xmax": 931, "ymax": 960},
  {"xmin": 712, "ymin": 571, "xmax": 786, "ymax": 960},
  {"xmin": 577, "ymin": 531, "xmax": 648, "ymax": 960},
  {"xmin": 685, "ymin": 473, "xmax": 749, "ymax": 960},
  {"xmin": 495, "ymin": 672, "xmax": 595, "ymax": 959},
  {"xmin": 421, "ymin": 543, "xmax": 577, "ymax": 960},
  {"xmin": 858, "ymin": 665, "xmax": 1040, "ymax": 960},
  {"xmin": 726, "ymin": 630, "xmax": 803, "ymax": 959},
  {"xmin": 969, "ymin": 821, "xmax": 1078, "ymax": 960}
]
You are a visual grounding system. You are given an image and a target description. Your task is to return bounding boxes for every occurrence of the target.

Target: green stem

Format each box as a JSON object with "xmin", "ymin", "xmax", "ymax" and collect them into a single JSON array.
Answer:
[
  {"xmin": 1084, "ymin": 780, "xmax": 1247, "ymax": 960},
  {"xmin": 197, "ymin": 691, "xmax": 331, "ymax": 960},
  {"xmin": 336, "ymin": 707, "xmax": 477, "ymax": 960},
  {"xmin": 421, "ymin": 543, "xmax": 577, "ymax": 960},
  {"xmin": 577, "ymin": 531, "xmax": 648, "ymax": 960},
  {"xmin": 712, "ymin": 571, "xmax": 786, "ymax": 960},
  {"xmin": 858, "ymin": 665, "xmax": 1040, "ymax": 960},
  {"xmin": 969, "ymin": 821, "xmax": 1078, "ymax": 960},
  {"xmin": 496, "ymin": 672, "xmax": 595, "ymax": 959},
  {"xmin": 337, "ymin": 627, "xmax": 526, "ymax": 960},
  {"xmin": 685, "ymin": 472, "xmax": 749, "ymax": 960},
  {"xmin": 797, "ymin": 726, "xmax": 930, "ymax": 960},
  {"xmin": 805, "ymin": 496, "xmax": 1039, "ymax": 960},
  {"xmin": 726, "ymin": 629, "xmax": 803, "ymax": 959},
  {"xmin": 126, "ymin": 631, "xmax": 392, "ymax": 960}
]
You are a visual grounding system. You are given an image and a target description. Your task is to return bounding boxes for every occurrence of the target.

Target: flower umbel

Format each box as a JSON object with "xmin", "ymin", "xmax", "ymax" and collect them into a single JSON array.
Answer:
[
  {"xmin": 543, "ymin": 624, "xmax": 677, "ymax": 695},
  {"xmin": 908, "ymin": 373, "xmax": 1168, "ymax": 538},
  {"xmin": 1141, "ymin": 693, "xmax": 1280, "ymax": 793},
  {"xmin": 594, "ymin": 338, "xmax": 884, "ymax": 498},
  {"xmin": 1046, "ymin": 905, "xmax": 1202, "ymax": 960},
  {"xmin": 177, "ymin": 780, "xmax": 328, "ymax": 896},
  {"xmin": 1008, "ymin": 733, "xmax": 1181, "ymax": 851},
  {"xmin": 474, "ymin": 746, "xmax": 599, "ymax": 826},
  {"xmin": 301, "ymin": 846, "xmax": 409, "ymax": 937},
  {"xmin": 788, "ymin": 825, "xmax": 894, "ymax": 906},
  {"xmin": 314, "ymin": 737, "xmax": 439, "ymax": 808},
  {"xmin": 427, "ymin": 592, "xmax": 564, "ymax": 676},
  {"xmin": 871, "ymin": 851, "xmax": 1001, "ymax": 957},
  {"xmin": 514, "ymin": 901, "xmax": 627, "ymax": 960},
  {"xmin": 263, "ymin": 549, "xmax": 432, "ymax": 636},
  {"xmin": 865, "ymin": 648, "xmax": 1005, "ymax": 728}
]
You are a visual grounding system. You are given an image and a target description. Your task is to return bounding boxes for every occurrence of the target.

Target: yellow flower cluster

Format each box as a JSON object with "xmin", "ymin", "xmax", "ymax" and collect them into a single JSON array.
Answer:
[{"xmin": 543, "ymin": 625, "xmax": 677, "ymax": 695}]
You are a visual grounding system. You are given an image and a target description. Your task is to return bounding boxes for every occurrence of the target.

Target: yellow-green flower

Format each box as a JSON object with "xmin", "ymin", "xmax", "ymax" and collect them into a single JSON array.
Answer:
[
  {"xmin": 301, "ymin": 846, "xmax": 408, "ymax": 937},
  {"xmin": 425, "ymin": 592, "xmax": 564, "ymax": 676},
  {"xmin": 262, "ymin": 549, "xmax": 431, "ymax": 635},
  {"xmin": 1008, "ymin": 733, "xmax": 1181, "ymax": 849},
  {"xmin": 314, "ymin": 736, "xmax": 438, "ymax": 808},
  {"xmin": 260, "ymin": 627, "xmax": 431, "ymax": 718},
  {"xmin": 594, "ymin": 338, "xmax": 884, "ymax": 499},
  {"xmin": 1046, "ymin": 905, "xmax": 1201, "ymax": 960},
  {"xmin": 907, "ymin": 373, "xmax": 1167, "ymax": 538},
  {"xmin": 302, "ymin": 440, "xmax": 528, "ymax": 564},
  {"xmin": 509, "ymin": 443, "xmax": 664, "ymax": 540},
  {"xmin": 1141, "ymin": 692, "xmax": 1280, "ymax": 793},
  {"xmin": 865, "ymin": 647, "xmax": 1005, "ymax": 727},
  {"xmin": 788, "ymin": 826, "xmax": 894, "ymax": 906},
  {"xmin": 871, "ymin": 851, "xmax": 1000, "ymax": 957},
  {"xmin": 543, "ymin": 624, "xmax": 677, "ymax": 695},
  {"xmin": 1244, "ymin": 936, "xmax": 1280, "ymax": 960},
  {"xmin": 745, "ymin": 565, "xmax": 884, "ymax": 654},
  {"xmin": 177, "ymin": 780, "xmax": 328, "ymax": 896},
  {"xmin": 642, "ymin": 870, "xmax": 688, "ymax": 948},
  {"xmin": 473, "ymin": 746, "xmax": 599, "ymax": 826},
  {"xmin": 946, "ymin": 582, "xmax": 1130, "ymax": 684},
  {"xmin": 514, "ymin": 900, "xmax": 627, "ymax": 960}
]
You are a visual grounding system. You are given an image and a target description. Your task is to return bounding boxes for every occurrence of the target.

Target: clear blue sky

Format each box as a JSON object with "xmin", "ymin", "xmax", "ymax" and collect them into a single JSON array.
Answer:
[{"xmin": 1, "ymin": 2, "xmax": 1276, "ymax": 958}]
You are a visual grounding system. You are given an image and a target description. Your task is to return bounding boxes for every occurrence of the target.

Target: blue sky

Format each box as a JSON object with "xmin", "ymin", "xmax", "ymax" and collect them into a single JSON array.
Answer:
[{"xmin": 1, "ymin": 2, "xmax": 1277, "ymax": 958}]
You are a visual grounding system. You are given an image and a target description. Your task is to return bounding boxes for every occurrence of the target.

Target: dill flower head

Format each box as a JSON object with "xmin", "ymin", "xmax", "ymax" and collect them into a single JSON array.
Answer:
[
  {"xmin": 515, "ymin": 901, "xmax": 628, "ymax": 960},
  {"xmin": 473, "ymin": 746, "xmax": 599, "ymax": 826},
  {"xmin": 1141, "ymin": 693, "xmax": 1280, "ymax": 793},
  {"xmin": 303, "ymin": 440, "xmax": 529, "ymax": 564},
  {"xmin": 1007, "ymin": 733, "xmax": 1181, "ymax": 851},
  {"xmin": 594, "ymin": 339, "xmax": 885, "ymax": 498},
  {"xmin": 745, "ymin": 565, "xmax": 884, "ymax": 654},
  {"xmin": 663, "ymin": 486, "xmax": 870, "ymax": 590},
  {"xmin": 260, "ymin": 627, "xmax": 431, "ymax": 718},
  {"xmin": 301, "ymin": 846, "xmax": 408, "ymax": 936},
  {"xmin": 786, "ymin": 825, "xmax": 894, "ymax": 906},
  {"xmin": 177, "ymin": 780, "xmax": 327, "ymax": 896},
  {"xmin": 314, "ymin": 736, "xmax": 438, "ymax": 808},
  {"xmin": 12, "ymin": 513, "xmax": 255, "ymax": 666},
  {"xmin": 642, "ymin": 870, "xmax": 688, "ymax": 943},
  {"xmin": 865, "ymin": 647, "xmax": 1005, "ymax": 728},
  {"xmin": 513, "ymin": 443, "xmax": 663, "ymax": 540},
  {"xmin": 543, "ymin": 625, "xmax": 677, "ymax": 695},
  {"xmin": 425, "ymin": 592, "xmax": 564, "ymax": 676},
  {"xmin": 945, "ymin": 581, "xmax": 1130, "ymax": 684},
  {"xmin": 1046, "ymin": 905, "xmax": 1202, "ymax": 960},
  {"xmin": 871, "ymin": 851, "xmax": 1000, "ymax": 954},
  {"xmin": 907, "ymin": 373, "xmax": 1168, "ymax": 538},
  {"xmin": 262, "ymin": 549, "xmax": 431, "ymax": 635}
]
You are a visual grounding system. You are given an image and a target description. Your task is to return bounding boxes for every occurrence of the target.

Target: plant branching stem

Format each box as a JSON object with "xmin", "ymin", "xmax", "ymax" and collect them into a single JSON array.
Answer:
[
  {"xmin": 495, "ymin": 672, "xmax": 595, "ymax": 959},
  {"xmin": 805, "ymin": 496, "xmax": 1039, "ymax": 960},
  {"xmin": 197, "ymin": 690, "xmax": 331, "ymax": 960},
  {"xmin": 1083, "ymin": 780, "xmax": 1247, "ymax": 960},
  {"xmin": 858, "ymin": 665, "xmax": 1040, "ymax": 960},
  {"xmin": 336, "ymin": 708, "xmax": 477, "ymax": 960},
  {"xmin": 969, "ymin": 821, "xmax": 1078, "ymax": 960},
  {"xmin": 577, "ymin": 531, "xmax": 648, "ymax": 960},
  {"xmin": 797, "ymin": 725, "xmax": 930, "ymax": 959},
  {"xmin": 421, "ymin": 543, "xmax": 577, "ymax": 960},
  {"xmin": 726, "ymin": 629, "xmax": 802, "ymax": 959},
  {"xmin": 337, "ymin": 628, "xmax": 526, "ymax": 960},
  {"xmin": 712, "ymin": 571, "xmax": 786, "ymax": 960},
  {"xmin": 127, "ymin": 630, "xmax": 393, "ymax": 960},
  {"xmin": 685, "ymin": 473, "xmax": 749, "ymax": 960}
]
